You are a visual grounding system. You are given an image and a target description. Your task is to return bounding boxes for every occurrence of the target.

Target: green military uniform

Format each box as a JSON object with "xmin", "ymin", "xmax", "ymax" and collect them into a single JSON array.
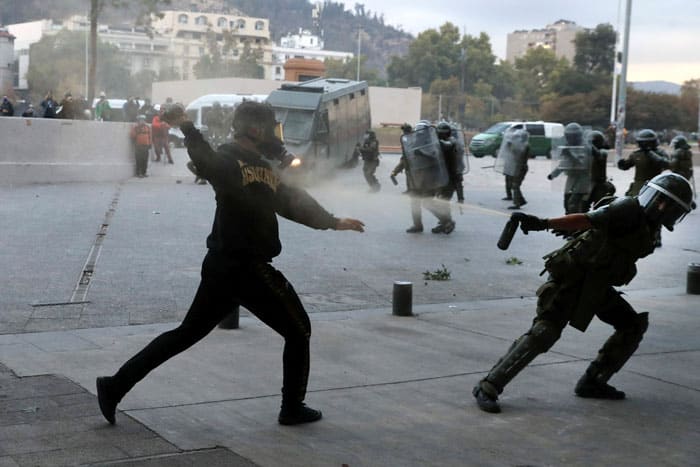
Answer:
[
  {"xmin": 670, "ymin": 146, "xmax": 693, "ymax": 181},
  {"xmin": 618, "ymin": 148, "xmax": 669, "ymax": 196},
  {"xmin": 360, "ymin": 133, "xmax": 381, "ymax": 192},
  {"xmin": 476, "ymin": 197, "xmax": 655, "ymax": 404}
]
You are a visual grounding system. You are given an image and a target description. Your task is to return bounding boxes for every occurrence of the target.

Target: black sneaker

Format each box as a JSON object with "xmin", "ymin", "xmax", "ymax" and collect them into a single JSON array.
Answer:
[
  {"xmin": 96, "ymin": 376, "xmax": 119, "ymax": 425},
  {"xmin": 575, "ymin": 375, "xmax": 625, "ymax": 400},
  {"xmin": 278, "ymin": 403, "xmax": 323, "ymax": 425},
  {"xmin": 501, "ymin": 196, "xmax": 513, "ymax": 201},
  {"xmin": 472, "ymin": 386, "xmax": 501, "ymax": 413},
  {"xmin": 406, "ymin": 225, "xmax": 423, "ymax": 233},
  {"xmin": 443, "ymin": 220, "xmax": 456, "ymax": 234}
]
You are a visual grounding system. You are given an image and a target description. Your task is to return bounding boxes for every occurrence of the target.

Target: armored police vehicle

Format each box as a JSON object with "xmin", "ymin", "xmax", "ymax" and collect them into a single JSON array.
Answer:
[{"xmin": 266, "ymin": 78, "xmax": 371, "ymax": 173}]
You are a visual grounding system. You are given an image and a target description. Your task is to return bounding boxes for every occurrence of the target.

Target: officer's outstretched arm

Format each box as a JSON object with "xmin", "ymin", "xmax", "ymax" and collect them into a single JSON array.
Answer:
[{"xmin": 548, "ymin": 213, "xmax": 591, "ymax": 232}]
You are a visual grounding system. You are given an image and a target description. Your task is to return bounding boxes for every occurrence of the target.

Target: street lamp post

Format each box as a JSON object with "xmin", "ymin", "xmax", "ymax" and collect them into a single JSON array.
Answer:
[{"xmin": 614, "ymin": 0, "xmax": 632, "ymax": 162}]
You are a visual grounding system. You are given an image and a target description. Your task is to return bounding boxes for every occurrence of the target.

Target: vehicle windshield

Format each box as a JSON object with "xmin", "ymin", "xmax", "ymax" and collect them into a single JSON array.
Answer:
[
  {"xmin": 278, "ymin": 109, "xmax": 315, "ymax": 141},
  {"xmin": 484, "ymin": 122, "xmax": 511, "ymax": 134}
]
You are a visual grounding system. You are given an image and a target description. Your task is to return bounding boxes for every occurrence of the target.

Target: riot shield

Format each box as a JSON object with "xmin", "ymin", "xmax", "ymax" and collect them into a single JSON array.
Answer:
[
  {"xmin": 549, "ymin": 137, "xmax": 592, "ymax": 194},
  {"xmin": 495, "ymin": 128, "xmax": 527, "ymax": 176},
  {"xmin": 401, "ymin": 126, "xmax": 449, "ymax": 191},
  {"xmin": 451, "ymin": 125, "xmax": 469, "ymax": 175}
]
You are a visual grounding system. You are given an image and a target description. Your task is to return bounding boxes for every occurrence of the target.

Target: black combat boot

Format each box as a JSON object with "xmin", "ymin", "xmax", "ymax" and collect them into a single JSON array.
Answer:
[
  {"xmin": 278, "ymin": 402, "xmax": 323, "ymax": 425},
  {"xmin": 472, "ymin": 382, "xmax": 501, "ymax": 413},
  {"xmin": 574, "ymin": 366, "xmax": 625, "ymax": 400}
]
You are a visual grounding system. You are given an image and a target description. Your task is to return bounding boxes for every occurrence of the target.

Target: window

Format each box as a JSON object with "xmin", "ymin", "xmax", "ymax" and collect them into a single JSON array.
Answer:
[
  {"xmin": 178, "ymin": 14, "xmax": 188, "ymax": 24},
  {"xmin": 255, "ymin": 20, "xmax": 265, "ymax": 31},
  {"xmin": 195, "ymin": 16, "xmax": 207, "ymax": 26},
  {"xmin": 236, "ymin": 19, "xmax": 246, "ymax": 29},
  {"xmin": 217, "ymin": 17, "xmax": 227, "ymax": 28},
  {"xmin": 275, "ymin": 66, "xmax": 281, "ymax": 74},
  {"xmin": 525, "ymin": 124, "xmax": 545, "ymax": 136}
]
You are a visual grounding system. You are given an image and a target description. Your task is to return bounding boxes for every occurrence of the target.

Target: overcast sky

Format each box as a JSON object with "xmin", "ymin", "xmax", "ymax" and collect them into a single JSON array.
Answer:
[{"xmin": 354, "ymin": 0, "xmax": 699, "ymax": 84}]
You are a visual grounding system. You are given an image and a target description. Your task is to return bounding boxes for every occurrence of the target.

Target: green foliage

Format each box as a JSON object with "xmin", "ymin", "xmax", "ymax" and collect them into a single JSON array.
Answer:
[
  {"xmin": 193, "ymin": 29, "xmax": 264, "ymax": 79},
  {"xmin": 574, "ymin": 24, "xmax": 616, "ymax": 75},
  {"xmin": 505, "ymin": 257, "xmax": 523, "ymax": 265},
  {"xmin": 26, "ymin": 30, "xmax": 129, "ymax": 101},
  {"xmin": 514, "ymin": 47, "xmax": 569, "ymax": 100},
  {"xmin": 423, "ymin": 264, "xmax": 451, "ymax": 281},
  {"xmin": 323, "ymin": 56, "xmax": 380, "ymax": 85}
]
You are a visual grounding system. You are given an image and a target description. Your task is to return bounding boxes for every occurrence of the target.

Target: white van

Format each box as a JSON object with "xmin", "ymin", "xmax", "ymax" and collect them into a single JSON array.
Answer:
[{"xmin": 170, "ymin": 93, "xmax": 268, "ymax": 145}]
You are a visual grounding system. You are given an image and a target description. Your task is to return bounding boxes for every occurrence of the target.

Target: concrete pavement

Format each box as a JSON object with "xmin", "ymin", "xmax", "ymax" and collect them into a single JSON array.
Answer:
[{"xmin": 1, "ymin": 149, "xmax": 699, "ymax": 466}]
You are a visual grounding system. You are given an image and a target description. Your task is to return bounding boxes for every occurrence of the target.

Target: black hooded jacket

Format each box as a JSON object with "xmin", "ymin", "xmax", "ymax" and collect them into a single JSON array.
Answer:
[{"xmin": 182, "ymin": 122, "xmax": 338, "ymax": 261}]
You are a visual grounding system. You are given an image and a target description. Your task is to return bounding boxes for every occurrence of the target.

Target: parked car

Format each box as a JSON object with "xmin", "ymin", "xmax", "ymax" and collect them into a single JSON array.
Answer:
[{"xmin": 469, "ymin": 121, "xmax": 564, "ymax": 158}]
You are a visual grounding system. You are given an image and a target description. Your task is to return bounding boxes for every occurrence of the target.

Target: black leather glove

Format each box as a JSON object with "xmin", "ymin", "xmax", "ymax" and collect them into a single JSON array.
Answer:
[{"xmin": 511, "ymin": 212, "xmax": 548, "ymax": 234}]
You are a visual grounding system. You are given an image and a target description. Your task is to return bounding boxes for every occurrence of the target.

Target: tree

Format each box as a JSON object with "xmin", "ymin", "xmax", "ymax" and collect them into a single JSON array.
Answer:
[
  {"xmin": 193, "ymin": 29, "xmax": 264, "ymax": 79},
  {"xmin": 26, "ymin": 29, "xmax": 129, "ymax": 102},
  {"xmin": 573, "ymin": 23, "xmax": 616, "ymax": 75},
  {"xmin": 88, "ymin": 0, "xmax": 171, "ymax": 106},
  {"xmin": 324, "ymin": 56, "xmax": 380, "ymax": 84},
  {"xmin": 514, "ymin": 46, "xmax": 569, "ymax": 101}
]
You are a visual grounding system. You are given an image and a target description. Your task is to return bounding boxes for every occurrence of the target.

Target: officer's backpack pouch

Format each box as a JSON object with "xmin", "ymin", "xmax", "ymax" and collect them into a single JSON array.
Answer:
[{"xmin": 401, "ymin": 126, "xmax": 449, "ymax": 191}]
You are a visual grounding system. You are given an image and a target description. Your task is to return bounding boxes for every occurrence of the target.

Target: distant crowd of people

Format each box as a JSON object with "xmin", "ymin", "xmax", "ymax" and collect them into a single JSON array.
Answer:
[{"xmin": 0, "ymin": 91, "xmax": 168, "ymax": 123}]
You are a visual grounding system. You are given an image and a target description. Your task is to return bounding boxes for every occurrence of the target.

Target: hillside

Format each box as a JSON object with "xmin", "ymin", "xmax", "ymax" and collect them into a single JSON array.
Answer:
[
  {"xmin": 630, "ymin": 80, "xmax": 681, "ymax": 95},
  {"xmin": 1, "ymin": 0, "xmax": 413, "ymax": 79}
]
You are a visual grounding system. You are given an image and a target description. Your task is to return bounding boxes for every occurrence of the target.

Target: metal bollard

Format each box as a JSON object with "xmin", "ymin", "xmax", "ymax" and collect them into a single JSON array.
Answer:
[
  {"xmin": 218, "ymin": 305, "xmax": 240, "ymax": 329},
  {"xmin": 392, "ymin": 281, "xmax": 413, "ymax": 316},
  {"xmin": 687, "ymin": 263, "xmax": 700, "ymax": 295}
]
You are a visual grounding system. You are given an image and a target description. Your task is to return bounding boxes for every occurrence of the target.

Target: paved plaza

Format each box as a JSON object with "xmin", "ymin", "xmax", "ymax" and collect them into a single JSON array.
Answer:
[{"xmin": 1, "ymin": 148, "xmax": 699, "ymax": 466}]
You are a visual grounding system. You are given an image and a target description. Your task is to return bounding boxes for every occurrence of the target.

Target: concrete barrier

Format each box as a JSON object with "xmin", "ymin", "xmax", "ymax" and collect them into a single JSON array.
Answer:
[{"xmin": 0, "ymin": 117, "xmax": 135, "ymax": 186}]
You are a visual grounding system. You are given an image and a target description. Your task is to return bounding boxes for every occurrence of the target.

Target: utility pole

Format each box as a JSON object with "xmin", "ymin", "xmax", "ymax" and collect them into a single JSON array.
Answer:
[
  {"xmin": 614, "ymin": 0, "xmax": 632, "ymax": 162},
  {"xmin": 356, "ymin": 26, "xmax": 361, "ymax": 81}
]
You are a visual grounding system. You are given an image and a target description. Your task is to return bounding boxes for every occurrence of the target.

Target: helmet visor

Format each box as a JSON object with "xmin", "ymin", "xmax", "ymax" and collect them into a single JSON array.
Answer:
[{"xmin": 638, "ymin": 185, "xmax": 689, "ymax": 230}]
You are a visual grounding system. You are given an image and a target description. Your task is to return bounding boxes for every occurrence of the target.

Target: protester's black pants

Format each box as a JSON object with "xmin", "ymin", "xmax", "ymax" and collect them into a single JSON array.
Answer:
[
  {"xmin": 112, "ymin": 251, "xmax": 312, "ymax": 406},
  {"xmin": 134, "ymin": 146, "xmax": 149, "ymax": 176}
]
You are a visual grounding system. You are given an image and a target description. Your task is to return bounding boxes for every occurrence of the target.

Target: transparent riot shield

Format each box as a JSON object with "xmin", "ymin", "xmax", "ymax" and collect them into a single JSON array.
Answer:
[
  {"xmin": 451, "ymin": 125, "xmax": 469, "ymax": 175},
  {"xmin": 401, "ymin": 125, "xmax": 449, "ymax": 191},
  {"xmin": 495, "ymin": 128, "xmax": 528, "ymax": 176},
  {"xmin": 549, "ymin": 136, "xmax": 592, "ymax": 194}
]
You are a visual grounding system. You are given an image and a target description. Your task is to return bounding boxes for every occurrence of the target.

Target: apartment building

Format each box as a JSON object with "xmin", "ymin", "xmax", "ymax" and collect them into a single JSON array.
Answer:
[{"xmin": 506, "ymin": 19, "xmax": 584, "ymax": 64}]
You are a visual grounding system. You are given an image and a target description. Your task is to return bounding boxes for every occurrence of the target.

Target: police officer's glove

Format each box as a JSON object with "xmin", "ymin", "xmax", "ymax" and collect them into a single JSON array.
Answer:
[
  {"xmin": 161, "ymin": 103, "xmax": 186, "ymax": 126},
  {"xmin": 511, "ymin": 212, "xmax": 548, "ymax": 234}
]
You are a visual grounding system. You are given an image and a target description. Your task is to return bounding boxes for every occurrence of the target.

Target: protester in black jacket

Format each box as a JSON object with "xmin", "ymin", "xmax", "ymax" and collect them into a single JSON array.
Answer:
[{"xmin": 97, "ymin": 101, "xmax": 364, "ymax": 427}]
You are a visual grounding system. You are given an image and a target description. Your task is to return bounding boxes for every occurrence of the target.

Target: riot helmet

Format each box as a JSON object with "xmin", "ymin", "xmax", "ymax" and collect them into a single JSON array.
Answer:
[
  {"xmin": 637, "ymin": 172, "xmax": 695, "ymax": 231},
  {"xmin": 513, "ymin": 129, "xmax": 529, "ymax": 145},
  {"xmin": 635, "ymin": 129, "xmax": 658, "ymax": 150},
  {"xmin": 564, "ymin": 122, "xmax": 583, "ymax": 146},
  {"xmin": 587, "ymin": 130, "xmax": 608, "ymax": 150},
  {"xmin": 436, "ymin": 121, "xmax": 452, "ymax": 140},
  {"xmin": 671, "ymin": 135, "xmax": 690, "ymax": 150}
]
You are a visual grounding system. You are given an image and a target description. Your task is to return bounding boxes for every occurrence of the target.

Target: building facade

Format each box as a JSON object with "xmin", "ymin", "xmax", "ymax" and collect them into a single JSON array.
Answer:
[
  {"xmin": 506, "ymin": 20, "xmax": 584, "ymax": 64},
  {"xmin": 269, "ymin": 29, "xmax": 352, "ymax": 81},
  {"xmin": 0, "ymin": 28, "xmax": 15, "ymax": 92}
]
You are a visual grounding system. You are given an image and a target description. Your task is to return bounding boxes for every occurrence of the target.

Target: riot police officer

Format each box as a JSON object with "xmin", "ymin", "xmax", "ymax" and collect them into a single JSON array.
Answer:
[
  {"xmin": 205, "ymin": 101, "xmax": 226, "ymax": 146},
  {"xmin": 669, "ymin": 135, "xmax": 694, "ymax": 182},
  {"xmin": 548, "ymin": 122, "xmax": 591, "ymax": 214},
  {"xmin": 498, "ymin": 128, "xmax": 530, "ymax": 210},
  {"xmin": 360, "ymin": 129, "xmax": 381, "ymax": 192},
  {"xmin": 618, "ymin": 129, "xmax": 670, "ymax": 196},
  {"xmin": 436, "ymin": 121, "xmax": 465, "ymax": 206},
  {"xmin": 585, "ymin": 130, "xmax": 616, "ymax": 210},
  {"xmin": 473, "ymin": 172, "xmax": 695, "ymax": 413}
]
